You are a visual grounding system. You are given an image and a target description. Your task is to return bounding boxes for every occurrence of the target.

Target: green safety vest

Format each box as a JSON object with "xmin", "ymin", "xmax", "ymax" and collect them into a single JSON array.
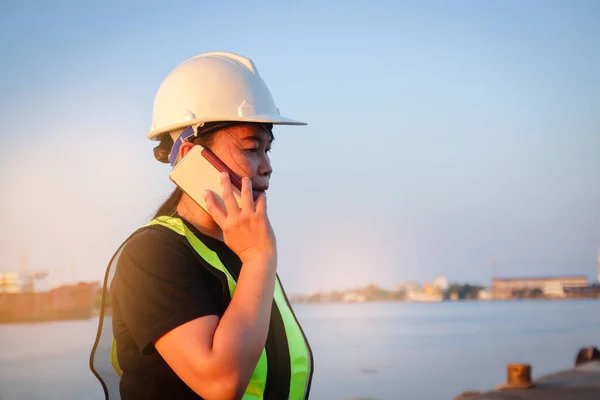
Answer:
[{"xmin": 90, "ymin": 216, "xmax": 313, "ymax": 399}]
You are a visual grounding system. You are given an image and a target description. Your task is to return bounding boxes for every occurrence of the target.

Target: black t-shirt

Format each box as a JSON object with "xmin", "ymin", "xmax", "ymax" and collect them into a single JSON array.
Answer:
[{"xmin": 111, "ymin": 217, "xmax": 296, "ymax": 399}]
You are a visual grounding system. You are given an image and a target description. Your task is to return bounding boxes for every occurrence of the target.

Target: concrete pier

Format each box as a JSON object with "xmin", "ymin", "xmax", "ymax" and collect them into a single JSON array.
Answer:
[{"xmin": 456, "ymin": 361, "xmax": 600, "ymax": 400}]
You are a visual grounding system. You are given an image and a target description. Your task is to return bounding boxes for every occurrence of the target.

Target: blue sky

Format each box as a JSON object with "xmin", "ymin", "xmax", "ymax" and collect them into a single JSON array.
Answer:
[{"xmin": 0, "ymin": 0, "xmax": 599, "ymax": 293}]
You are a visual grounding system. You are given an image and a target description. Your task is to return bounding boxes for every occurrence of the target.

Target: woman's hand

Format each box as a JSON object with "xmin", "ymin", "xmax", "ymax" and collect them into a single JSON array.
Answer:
[{"xmin": 204, "ymin": 172, "xmax": 277, "ymax": 264}]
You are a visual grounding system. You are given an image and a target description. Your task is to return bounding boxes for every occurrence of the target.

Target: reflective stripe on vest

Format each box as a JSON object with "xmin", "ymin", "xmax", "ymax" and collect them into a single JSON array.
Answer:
[{"xmin": 108, "ymin": 216, "xmax": 311, "ymax": 399}]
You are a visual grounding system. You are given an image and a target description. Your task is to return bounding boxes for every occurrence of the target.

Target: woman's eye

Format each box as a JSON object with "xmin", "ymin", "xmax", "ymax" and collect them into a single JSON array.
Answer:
[{"xmin": 245, "ymin": 147, "xmax": 271, "ymax": 154}]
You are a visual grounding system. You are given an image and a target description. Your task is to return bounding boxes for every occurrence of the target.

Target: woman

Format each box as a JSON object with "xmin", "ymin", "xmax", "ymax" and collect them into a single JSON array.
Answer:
[{"xmin": 90, "ymin": 52, "xmax": 314, "ymax": 400}]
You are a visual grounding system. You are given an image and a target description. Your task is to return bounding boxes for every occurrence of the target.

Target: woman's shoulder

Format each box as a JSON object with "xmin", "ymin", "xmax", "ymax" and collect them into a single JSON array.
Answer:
[
  {"xmin": 116, "ymin": 224, "xmax": 197, "ymax": 272},
  {"xmin": 116, "ymin": 223, "xmax": 186, "ymax": 253},
  {"xmin": 126, "ymin": 223, "xmax": 187, "ymax": 247}
]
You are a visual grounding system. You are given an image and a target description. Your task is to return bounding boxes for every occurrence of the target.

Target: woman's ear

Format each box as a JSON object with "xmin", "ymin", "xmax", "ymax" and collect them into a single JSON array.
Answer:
[{"xmin": 178, "ymin": 141, "xmax": 195, "ymax": 161}]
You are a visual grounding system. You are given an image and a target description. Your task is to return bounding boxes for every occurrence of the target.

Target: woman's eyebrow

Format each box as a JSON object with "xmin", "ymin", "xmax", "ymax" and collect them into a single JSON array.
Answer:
[{"xmin": 241, "ymin": 135, "xmax": 273, "ymax": 144}]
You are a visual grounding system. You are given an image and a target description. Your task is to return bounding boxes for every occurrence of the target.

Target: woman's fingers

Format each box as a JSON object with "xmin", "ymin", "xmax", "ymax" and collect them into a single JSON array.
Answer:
[
  {"xmin": 203, "ymin": 190, "xmax": 226, "ymax": 225},
  {"xmin": 241, "ymin": 177, "xmax": 254, "ymax": 213},
  {"xmin": 254, "ymin": 191, "xmax": 267, "ymax": 216},
  {"xmin": 220, "ymin": 172, "xmax": 241, "ymax": 217}
]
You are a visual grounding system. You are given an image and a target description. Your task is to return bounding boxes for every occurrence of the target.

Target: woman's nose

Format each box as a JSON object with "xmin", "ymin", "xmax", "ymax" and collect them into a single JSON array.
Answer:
[{"xmin": 259, "ymin": 155, "xmax": 273, "ymax": 177}]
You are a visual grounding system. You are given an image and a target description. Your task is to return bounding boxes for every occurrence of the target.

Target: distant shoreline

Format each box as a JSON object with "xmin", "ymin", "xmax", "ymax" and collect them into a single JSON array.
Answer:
[{"xmin": 291, "ymin": 296, "xmax": 600, "ymax": 305}]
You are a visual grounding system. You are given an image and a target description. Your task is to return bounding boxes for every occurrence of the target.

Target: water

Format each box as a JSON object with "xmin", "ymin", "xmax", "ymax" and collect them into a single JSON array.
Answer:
[{"xmin": 1, "ymin": 300, "xmax": 598, "ymax": 400}]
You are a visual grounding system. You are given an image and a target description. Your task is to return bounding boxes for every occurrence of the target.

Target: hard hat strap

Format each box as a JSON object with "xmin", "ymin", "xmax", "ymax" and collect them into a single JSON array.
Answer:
[{"xmin": 168, "ymin": 126, "xmax": 197, "ymax": 166}]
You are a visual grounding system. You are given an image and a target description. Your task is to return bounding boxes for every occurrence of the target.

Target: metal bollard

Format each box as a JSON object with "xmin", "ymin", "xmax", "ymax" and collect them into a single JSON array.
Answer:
[
  {"xmin": 575, "ymin": 346, "xmax": 600, "ymax": 366},
  {"xmin": 495, "ymin": 363, "xmax": 535, "ymax": 390}
]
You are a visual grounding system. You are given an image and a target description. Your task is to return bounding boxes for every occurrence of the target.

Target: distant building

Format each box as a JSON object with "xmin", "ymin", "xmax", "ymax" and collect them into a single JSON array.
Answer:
[
  {"xmin": 477, "ymin": 289, "xmax": 494, "ymax": 300},
  {"xmin": 542, "ymin": 281, "xmax": 566, "ymax": 298},
  {"xmin": 423, "ymin": 283, "xmax": 442, "ymax": 297},
  {"xmin": 406, "ymin": 283, "xmax": 443, "ymax": 302},
  {"xmin": 492, "ymin": 276, "xmax": 587, "ymax": 299},
  {"xmin": 395, "ymin": 282, "xmax": 419, "ymax": 292},
  {"xmin": 433, "ymin": 277, "xmax": 449, "ymax": 291},
  {"xmin": 342, "ymin": 292, "xmax": 366, "ymax": 303},
  {"xmin": 0, "ymin": 273, "xmax": 21, "ymax": 293}
]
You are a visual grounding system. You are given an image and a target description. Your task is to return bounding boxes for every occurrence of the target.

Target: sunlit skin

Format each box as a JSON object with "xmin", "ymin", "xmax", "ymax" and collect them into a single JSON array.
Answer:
[{"xmin": 154, "ymin": 123, "xmax": 278, "ymax": 400}]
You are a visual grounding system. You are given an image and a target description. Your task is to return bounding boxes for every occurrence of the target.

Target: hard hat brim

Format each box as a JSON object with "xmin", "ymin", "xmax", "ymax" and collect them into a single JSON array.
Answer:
[{"xmin": 147, "ymin": 114, "xmax": 307, "ymax": 141}]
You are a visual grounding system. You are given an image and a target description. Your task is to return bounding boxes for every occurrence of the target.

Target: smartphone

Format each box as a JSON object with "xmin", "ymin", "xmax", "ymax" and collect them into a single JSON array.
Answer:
[{"xmin": 170, "ymin": 145, "xmax": 250, "ymax": 212}]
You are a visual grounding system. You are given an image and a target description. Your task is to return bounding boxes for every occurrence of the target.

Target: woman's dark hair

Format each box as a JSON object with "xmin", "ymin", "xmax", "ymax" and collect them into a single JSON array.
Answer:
[{"xmin": 152, "ymin": 187, "xmax": 185, "ymax": 219}]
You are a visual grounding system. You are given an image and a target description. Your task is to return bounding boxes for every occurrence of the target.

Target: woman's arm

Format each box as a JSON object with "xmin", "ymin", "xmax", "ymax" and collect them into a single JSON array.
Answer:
[{"xmin": 155, "ymin": 255, "xmax": 276, "ymax": 399}]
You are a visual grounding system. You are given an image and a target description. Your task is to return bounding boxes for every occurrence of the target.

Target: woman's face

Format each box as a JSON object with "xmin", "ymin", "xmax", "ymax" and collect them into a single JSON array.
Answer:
[{"xmin": 208, "ymin": 123, "xmax": 274, "ymax": 197}]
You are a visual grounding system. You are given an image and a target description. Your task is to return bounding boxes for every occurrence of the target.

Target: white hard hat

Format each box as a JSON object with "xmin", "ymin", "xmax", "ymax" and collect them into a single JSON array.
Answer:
[{"xmin": 148, "ymin": 52, "xmax": 306, "ymax": 141}]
